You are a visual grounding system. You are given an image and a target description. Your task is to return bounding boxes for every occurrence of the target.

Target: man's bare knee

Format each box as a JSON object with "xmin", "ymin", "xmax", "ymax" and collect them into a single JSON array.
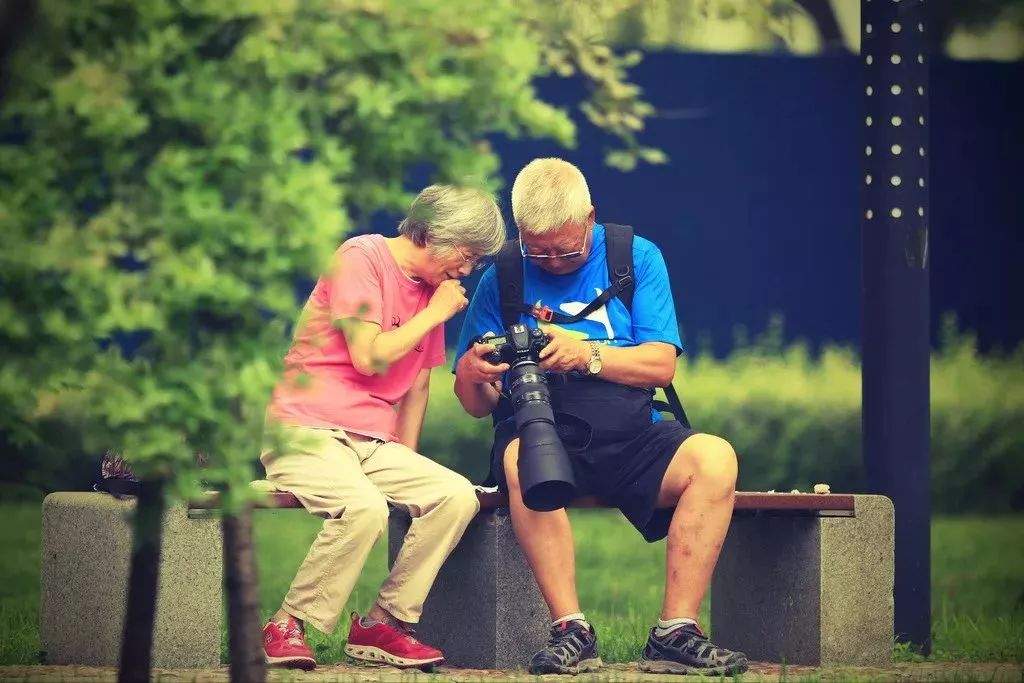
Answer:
[{"xmin": 691, "ymin": 435, "xmax": 738, "ymax": 496}]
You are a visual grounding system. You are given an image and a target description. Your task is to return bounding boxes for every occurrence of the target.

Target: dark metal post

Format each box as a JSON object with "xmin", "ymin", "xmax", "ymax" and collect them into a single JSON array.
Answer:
[{"xmin": 861, "ymin": 0, "xmax": 931, "ymax": 653}]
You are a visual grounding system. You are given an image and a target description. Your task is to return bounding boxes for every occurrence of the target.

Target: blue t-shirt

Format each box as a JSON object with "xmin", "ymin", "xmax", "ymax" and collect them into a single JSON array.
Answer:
[{"xmin": 454, "ymin": 223, "xmax": 683, "ymax": 367}]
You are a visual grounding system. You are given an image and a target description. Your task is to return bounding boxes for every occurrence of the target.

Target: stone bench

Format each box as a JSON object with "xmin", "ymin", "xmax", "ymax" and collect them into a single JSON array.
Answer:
[
  {"xmin": 41, "ymin": 486, "xmax": 893, "ymax": 669},
  {"xmin": 192, "ymin": 486, "xmax": 894, "ymax": 667},
  {"xmin": 386, "ymin": 492, "xmax": 895, "ymax": 668},
  {"xmin": 40, "ymin": 492, "xmax": 222, "ymax": 667}
]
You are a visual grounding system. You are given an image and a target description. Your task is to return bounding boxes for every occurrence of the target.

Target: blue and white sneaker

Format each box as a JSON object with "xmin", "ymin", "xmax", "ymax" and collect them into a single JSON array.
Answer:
[
  {"xmin": 639, "ymin": 622, "xmax": 748, "ymax": 676},
  {"xmin": 528, "ymin": 620, "xmax": 603, "ymax": 675}
]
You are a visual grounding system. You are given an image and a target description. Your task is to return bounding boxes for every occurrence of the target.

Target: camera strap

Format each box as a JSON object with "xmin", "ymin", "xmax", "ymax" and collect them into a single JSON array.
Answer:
[
  {"xmin": 496, "ymin": 223, "xmax": 635, "ymax": 328},
  {"xmin": 525, "ymin": 278, "xmax": 631, "ymax": 326},
  {"xmin": 494, "ymin": 223, "xmax": 690, "ymax": 428}
]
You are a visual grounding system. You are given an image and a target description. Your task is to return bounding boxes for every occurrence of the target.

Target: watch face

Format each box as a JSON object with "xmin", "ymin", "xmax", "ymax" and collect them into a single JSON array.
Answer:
[{"xmin": 589, "ymin": 358, "xmax": 601, "ymax": 374}]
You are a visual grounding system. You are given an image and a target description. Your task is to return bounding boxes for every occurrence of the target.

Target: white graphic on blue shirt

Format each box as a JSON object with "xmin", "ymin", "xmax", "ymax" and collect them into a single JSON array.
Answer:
[
  {"xmin": 456, "ymin": 223, "xmax": 683, "ymax": 362},
  {"xmin": 454, "ymin": 223, "xmax": 684, "ymax": 424},
  {"xmin": 558, "ymin": 289, "xmax": 615, "ymax": 339}
]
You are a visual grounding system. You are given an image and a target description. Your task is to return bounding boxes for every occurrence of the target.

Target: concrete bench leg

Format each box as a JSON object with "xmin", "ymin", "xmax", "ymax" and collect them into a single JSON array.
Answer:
[
  {"xmin": 41, "ymin": 492, "xmax": 222, "ymax": 667},
  {"xmin": 711, "ymin": 494, "xmax": 894, "ymax": 666},
  {"xmin": 388, "ymin": 507, "xmax": 549, "ymax": 669}
]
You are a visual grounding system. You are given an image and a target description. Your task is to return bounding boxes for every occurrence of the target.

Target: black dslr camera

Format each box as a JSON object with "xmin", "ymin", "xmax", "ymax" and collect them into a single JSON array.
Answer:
[
  {"xmin": 475, "ymin": 324, "xmax": 549, "ymax": 366},
  {"xmin": 472, "ymin": 324, "xmax": 576, "ymax": 511}
]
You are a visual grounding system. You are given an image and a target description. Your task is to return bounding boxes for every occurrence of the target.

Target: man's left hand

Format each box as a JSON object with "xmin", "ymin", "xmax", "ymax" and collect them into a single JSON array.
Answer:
[{"xmin": 538, "ymin": 326, "xmax": 589, "ymax": 373}]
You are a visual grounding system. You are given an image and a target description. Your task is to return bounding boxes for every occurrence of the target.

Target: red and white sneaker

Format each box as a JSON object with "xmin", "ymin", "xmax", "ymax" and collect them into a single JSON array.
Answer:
[
  {"xmin": 263, "ymin": 616, "xmax": 316, "ymax": 670},
  {"xmin": 344, "ymin": 612, "xmax": 444, "ymax": 668}
]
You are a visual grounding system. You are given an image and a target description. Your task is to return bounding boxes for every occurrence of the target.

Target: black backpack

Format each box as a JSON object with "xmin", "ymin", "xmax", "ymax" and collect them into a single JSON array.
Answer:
[{"xmin": 493, "ymin": 223, "xmax": 690, "ymax": 427}]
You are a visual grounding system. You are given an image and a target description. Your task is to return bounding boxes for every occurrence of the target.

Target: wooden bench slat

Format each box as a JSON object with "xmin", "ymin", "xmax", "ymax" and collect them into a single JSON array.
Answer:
[
  {"xmin": 189, "ymin": 489, "xmax": 855, "ymax": 515},
  {"xmin": 735, "ymin": 492, "xmax": 855, "ymax": 511}
]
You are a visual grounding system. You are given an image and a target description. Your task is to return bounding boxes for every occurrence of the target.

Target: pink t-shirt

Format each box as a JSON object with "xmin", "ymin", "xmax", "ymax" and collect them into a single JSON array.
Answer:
[{"xmin": 268, "ymin": 234, "xmax": 446, "ymax": 441}]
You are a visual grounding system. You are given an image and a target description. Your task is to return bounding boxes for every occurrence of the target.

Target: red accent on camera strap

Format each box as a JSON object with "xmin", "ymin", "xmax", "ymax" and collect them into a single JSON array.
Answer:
[{"xmin": 530, "ymin": 305, "xmax": 554, "ymax": 322}]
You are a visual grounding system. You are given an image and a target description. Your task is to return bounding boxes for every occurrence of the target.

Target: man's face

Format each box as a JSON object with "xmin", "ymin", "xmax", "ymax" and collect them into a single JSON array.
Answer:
[{"xmin": 520, "ymin": 214, "xmax": 594, "ymax": 275}]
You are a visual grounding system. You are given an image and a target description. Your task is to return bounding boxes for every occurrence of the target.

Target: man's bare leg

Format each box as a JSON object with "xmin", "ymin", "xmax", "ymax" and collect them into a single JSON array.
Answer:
[
  {"xmin": 503, "ymin": 438, "xmax": 581, "ymax": 620},
  {"xmin": 505, "ymin": 439, "xmax": 601, "ymax": 675},
  {"xmin": 655, "ymin": 433, "xmax": 738, "ymax": 620},
  {"xmin": 636, "ymin": 433, "xmax": 747, "ymax": 676}
]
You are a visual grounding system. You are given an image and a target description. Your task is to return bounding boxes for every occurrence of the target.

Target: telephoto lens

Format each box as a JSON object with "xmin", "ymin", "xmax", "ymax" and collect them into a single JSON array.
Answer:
[{"xmin": 501, "ymin": 325, "xmax": 577, "ymax": 511}]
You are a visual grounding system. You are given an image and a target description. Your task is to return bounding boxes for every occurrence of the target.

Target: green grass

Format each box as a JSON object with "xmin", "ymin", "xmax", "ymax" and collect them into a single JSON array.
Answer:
[
  {"xmin": 418, "ymin": 325, "xmax": 1024, "ymax": 515},
  {"xmin": 1, "ymin": 501, "xmax": 1021, "ymax": 666},
  {"xmin": 0, "ymin": 502, "xmax": 43, "ymax": 665},
  {"xmin": 928, "ymin": 517, "xmax": 1024, "ymax": 661}
]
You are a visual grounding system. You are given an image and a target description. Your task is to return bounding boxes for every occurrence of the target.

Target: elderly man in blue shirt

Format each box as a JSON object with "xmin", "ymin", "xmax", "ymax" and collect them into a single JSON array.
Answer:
[{"xmin": 452, "ymin": 158, "xmax": 748, "ymax": 677}]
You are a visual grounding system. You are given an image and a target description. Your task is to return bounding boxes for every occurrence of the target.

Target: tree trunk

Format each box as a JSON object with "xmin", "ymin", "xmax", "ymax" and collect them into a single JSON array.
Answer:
[
  {"xmin": 223, "ymin": 505, "xmax": 266, "ymax": 683},
  {"xmin": 118, "ymin": 480, "xmax": 166, "ymax": 683}
]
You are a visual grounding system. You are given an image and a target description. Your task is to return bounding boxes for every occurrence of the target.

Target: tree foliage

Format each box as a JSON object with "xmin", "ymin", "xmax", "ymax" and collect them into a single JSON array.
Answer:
[{"xmin": 0, "ymin": 0, "xmax": 658, "ymax": 501}]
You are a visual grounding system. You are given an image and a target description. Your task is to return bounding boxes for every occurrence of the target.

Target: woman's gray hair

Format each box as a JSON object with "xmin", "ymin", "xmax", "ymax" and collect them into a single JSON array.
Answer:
[
  {"xmin": 398, "ymin": 184, "xmax": 506, "ymax": 256},
  {"xmin": 511, "ymin": 158, "xmax": 592, "ymax": 235}
]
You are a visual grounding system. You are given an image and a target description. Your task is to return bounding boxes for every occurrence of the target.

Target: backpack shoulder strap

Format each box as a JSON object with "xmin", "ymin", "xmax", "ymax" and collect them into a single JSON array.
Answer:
[
  {"xmin": 497, "ymin": 225, "xmax": 635, "ymax": 324},
  {"xmin": 603, "ymin": 223, "xmax": 635, "ymax": 311},
  {"xmin": 495, "ymin": 238, "xmax": 524, "ymax": 328},
  {"xmin": 605, "ymin": 223, "xmax": 692, "ymax": 427}
]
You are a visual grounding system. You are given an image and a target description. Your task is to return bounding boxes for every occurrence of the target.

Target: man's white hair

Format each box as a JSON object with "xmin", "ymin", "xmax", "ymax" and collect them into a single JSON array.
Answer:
[
  {"xmin": 398, "ymin": 184, "xmax": 506, "ymax": 256},
  {"xmin": 511, "ymin": 158, "xmax": 592, "ymax": 235}
]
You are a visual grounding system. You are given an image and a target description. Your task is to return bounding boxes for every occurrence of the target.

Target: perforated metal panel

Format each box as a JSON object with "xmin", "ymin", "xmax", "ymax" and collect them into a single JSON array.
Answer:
[{"xmin": 863, "ymin": 0, "xmax": 930, "ymax": 269}]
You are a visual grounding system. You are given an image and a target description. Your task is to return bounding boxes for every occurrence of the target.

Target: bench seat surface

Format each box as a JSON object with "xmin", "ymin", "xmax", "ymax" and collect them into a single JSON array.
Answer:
[{"xmin": 190, "ymin": 487, "xmax": 855, "ymax": 514}]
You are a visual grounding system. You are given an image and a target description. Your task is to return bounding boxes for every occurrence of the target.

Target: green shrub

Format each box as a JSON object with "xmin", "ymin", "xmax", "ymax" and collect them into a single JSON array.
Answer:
[
  {"xmin": 0, "ymin": 0, "xmax": 663, "ymax": 503},
  {"xmin": 422, "ymin": 317, "xmax": 1024, "ymax": 514},
  {"xmin": 6, "ymin": 318, "xmax": 1021, "ymax": 513}
]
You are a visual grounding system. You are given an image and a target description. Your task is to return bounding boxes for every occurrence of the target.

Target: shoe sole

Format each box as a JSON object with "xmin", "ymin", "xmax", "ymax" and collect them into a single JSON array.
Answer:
[
  {"xmin": 529, "ymin": 656, "xmax": 604, "ymax": 675},
  {"xmin": 638, "ymin": 658, "xmax": 748, "ymax": 677},
  {"xmin": 344, "ymin": 644, "xmax": 444, "ymax": 669},
  {"xmin": 265, "ymin": 653, "xmax": 316, "ymax": 670}
]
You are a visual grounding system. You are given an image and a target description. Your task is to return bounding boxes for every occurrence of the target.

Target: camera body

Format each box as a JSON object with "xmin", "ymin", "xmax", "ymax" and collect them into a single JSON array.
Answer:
[
  {"xmin": 473, "ymin": 325, "xmax": 550, "ymax": 367},
  {"xmin": 471, "ymin": 323, "xmax": 576, "ymax": 511}
]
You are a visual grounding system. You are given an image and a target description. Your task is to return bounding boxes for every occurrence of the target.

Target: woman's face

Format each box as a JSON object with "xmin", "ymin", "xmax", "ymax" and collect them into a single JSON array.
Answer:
[{"xmin": 420, "ymin": 244, "xmax": 483, "ymax": 286}]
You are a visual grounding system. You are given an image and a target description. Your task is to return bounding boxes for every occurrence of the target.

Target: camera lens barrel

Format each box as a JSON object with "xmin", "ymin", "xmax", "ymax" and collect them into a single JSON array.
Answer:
[{"xmin": 506, "ymin": 356, "xmax": 576, "ymax": 511}]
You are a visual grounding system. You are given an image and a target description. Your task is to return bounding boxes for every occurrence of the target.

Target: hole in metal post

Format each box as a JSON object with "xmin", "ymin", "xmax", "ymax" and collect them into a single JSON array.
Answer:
[{"xmin": 905, "ymin": 226, "xmax": 929, "ymax": 269}]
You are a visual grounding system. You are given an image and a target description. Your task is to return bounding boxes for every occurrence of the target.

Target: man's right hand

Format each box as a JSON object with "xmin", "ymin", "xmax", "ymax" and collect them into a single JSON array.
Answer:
[
  {"xmin": 427, "ymin": 279, "xmax": 468, "ymax": 322},
  {"xmin": 457, "ymin": 343, "xmax": 510, "ymax": 384}
]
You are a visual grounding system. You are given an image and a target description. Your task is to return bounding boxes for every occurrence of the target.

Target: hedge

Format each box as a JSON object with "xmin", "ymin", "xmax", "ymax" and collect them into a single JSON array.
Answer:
[
  {"xmin": 5, "ymin": 320, "xmax": 1022, "ymax": 514},
  {"xmin": 421, "ymin": 320, "xmax": 1024, "ymax": 514}
]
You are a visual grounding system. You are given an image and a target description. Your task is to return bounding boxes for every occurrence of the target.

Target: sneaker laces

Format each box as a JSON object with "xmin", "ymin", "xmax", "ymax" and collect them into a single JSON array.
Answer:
[
  {"xmin": 397, "ymin": 624, "xmax": 426, "ymax": 646},
  {"xmin": 661, "ymin": 624, "xmax": 730, "ymax": 662},
  {"xmin": 278, "ymin": 620, "xmax": 305, "ymax": 647},
  {"xmin": 545, "ymin": 622, "xmax": 588, "ymax": 660}
]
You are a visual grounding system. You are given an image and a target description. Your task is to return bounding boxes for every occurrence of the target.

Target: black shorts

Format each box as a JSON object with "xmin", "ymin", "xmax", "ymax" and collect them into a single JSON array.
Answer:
[{"xmin": 489, "ymin": 380, "xmax": 697, "ymax": 542}]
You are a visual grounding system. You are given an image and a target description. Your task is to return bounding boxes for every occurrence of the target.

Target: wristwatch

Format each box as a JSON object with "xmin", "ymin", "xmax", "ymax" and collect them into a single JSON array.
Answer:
[{"xmin": 586, "ymin": 341, "xmax": 603, "ymax": 375}]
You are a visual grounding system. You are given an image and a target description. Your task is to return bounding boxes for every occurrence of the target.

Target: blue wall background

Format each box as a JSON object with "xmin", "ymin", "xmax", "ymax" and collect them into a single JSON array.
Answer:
[{"xmin": 361, "ymin": 52, "xmax": 1023, "ymax": 357}]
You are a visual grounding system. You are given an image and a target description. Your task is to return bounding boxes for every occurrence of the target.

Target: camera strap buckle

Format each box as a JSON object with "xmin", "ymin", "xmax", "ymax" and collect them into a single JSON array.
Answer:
[{"xmin": 530, "ymin": 304, "xmax": 555, "ymax": 323}]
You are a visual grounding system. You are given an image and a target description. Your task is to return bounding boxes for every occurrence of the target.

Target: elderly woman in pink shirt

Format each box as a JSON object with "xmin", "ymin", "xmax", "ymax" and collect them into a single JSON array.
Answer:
[{"xmin": 261, "ymin": 185, "xmax": 508, "ymax": 670}]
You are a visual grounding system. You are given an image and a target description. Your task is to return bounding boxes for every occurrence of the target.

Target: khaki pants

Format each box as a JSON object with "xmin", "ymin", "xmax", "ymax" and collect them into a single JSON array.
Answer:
[{"xmin": 261, "ymin": 425, "xmax": 479, "ymax": 634}]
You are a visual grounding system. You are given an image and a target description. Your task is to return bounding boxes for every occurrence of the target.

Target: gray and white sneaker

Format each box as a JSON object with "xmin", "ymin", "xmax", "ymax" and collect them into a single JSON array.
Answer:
[
  {"xmin": 528, "ymin": 620, "xmax": 603, "ymax": 675},
  {"xmin": 639, "ymin": 622, "xmax": 748, "ymax": 676}
]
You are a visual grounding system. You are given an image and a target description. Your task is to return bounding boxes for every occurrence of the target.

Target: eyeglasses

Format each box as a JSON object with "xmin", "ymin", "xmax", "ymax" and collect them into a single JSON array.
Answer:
[
  {"xmin": 519, "ymin": 226, "xmax": 590, "ymax": 261},
  {"xmin": 454, "ymin": 246, "xmax": 489, "ymax": 272}
]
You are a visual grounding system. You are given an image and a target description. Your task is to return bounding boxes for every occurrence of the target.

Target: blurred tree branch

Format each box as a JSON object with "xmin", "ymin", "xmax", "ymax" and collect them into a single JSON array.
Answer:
[
  {"xmin": 0, "ymin": 0, "xmax": 36, "ymax": 100},
  {"xmin": 0, "ymin": 2, "xmax": 662, "ymax": 679}
]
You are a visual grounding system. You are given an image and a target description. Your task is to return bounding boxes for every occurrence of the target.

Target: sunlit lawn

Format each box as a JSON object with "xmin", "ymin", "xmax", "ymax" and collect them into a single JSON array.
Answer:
[{"xmin": 0, "ymin": 498, "xmax": 1021, "ymax": 666}]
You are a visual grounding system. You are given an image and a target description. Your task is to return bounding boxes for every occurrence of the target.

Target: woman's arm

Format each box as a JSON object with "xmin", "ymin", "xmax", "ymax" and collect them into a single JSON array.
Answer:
[
  {"xmin": 395, "ymin": 367, "xmax": 432, "ymax": 450},
  {"xmin": 342, "ymin": 309, "xmax": 444, "ymax": 376},
  {"xmin": 342, "ymin": 280, "xmax": 466, "ymax": 376}
]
